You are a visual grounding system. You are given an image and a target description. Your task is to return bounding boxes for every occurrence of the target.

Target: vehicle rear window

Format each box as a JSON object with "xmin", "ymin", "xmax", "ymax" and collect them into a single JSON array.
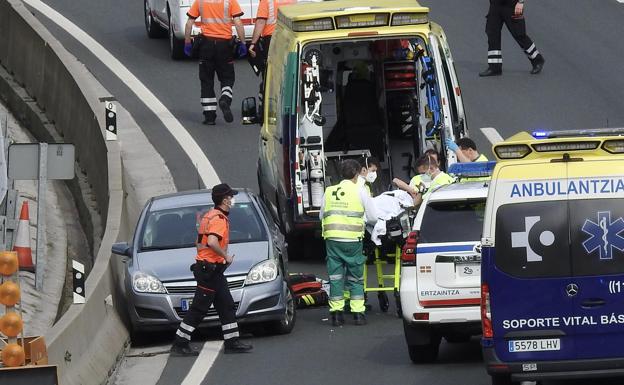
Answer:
[
  {"xmin": 494, "ymin": 201, "xmax": 571, "ymax": 278},
  {"xmin": 419, "ymin": 199, "xmax": 485, "ymax": 243},
  {"xmin": 140, "ymin": 203, "xmax": 267, "ymax": 251}
]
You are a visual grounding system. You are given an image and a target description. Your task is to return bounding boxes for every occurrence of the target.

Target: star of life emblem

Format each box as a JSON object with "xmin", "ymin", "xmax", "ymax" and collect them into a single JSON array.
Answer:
[{"xmin": 581, "ymin": 211, "xmax": 624, "ymax": 260}]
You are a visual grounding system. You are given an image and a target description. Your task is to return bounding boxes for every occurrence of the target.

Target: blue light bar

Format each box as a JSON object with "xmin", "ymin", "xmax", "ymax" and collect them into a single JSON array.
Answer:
[
  {"xmin": 447, "ymin": 161, "xmax": 496, "ymax": 178},
  {"xmin": 531, "ymin": 130, "xmax": 549, "ymax": 139},
  {"xmin": 532, "ymin": 128, "xmax": 624, "ymax": 139}
]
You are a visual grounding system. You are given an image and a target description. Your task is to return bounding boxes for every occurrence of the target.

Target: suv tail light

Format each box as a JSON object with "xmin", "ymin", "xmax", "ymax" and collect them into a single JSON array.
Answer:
[
  {"xmin": 401, "ymin": 231, "xmax": 419, "ymax": 266},
  {"xmin": 481, "ymin": 283, "xmax": 493, "ymax": 338}
]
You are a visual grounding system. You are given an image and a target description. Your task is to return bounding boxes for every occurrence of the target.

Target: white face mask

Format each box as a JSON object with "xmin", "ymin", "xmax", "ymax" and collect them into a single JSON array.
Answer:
[
  {"xmin": 420, "ymin": 173, "xmax": 432, "ymax": 183},
  {"xmin": 366, "ymin": 171, "xmax": 377, "ymax": 183},
  {"xmin": 229, "ymin": 197, "xmax": 236, "ymax": 207}
]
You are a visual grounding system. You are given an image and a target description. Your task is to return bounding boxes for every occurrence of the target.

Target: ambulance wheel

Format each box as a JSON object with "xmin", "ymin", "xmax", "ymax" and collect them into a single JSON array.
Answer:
[
  {"xmin": 378, "ymin": 292, "xmax": 389, "ymax": 312},
  {"xmin": 407, "ymin": 339, "xmax": 440, "ymax": 364},
  {"xmin": 490, "ymin": 374, "xmax": 513, "ymax": 385}
]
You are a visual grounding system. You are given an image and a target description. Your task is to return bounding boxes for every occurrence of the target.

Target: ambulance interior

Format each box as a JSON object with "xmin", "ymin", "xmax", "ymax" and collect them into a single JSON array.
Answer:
[{"xmin": 296, "ymin": 37, "xmax": 439, "ymax": 211}]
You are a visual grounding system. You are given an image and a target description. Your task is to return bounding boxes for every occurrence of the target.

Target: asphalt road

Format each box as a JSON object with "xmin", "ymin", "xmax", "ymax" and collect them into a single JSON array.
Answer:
[{"xmin": 24, "ymin": 0, "xmax": 624, "ymax": 384}]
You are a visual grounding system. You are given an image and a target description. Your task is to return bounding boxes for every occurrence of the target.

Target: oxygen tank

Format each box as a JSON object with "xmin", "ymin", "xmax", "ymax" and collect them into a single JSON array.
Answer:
[
  {"xmin": 301, "ymin": 166, "xmax": 310, "ymax": 208},
  {"xmin": 308, "ymin": 149, "xmax": 324, "ymax": 208}
]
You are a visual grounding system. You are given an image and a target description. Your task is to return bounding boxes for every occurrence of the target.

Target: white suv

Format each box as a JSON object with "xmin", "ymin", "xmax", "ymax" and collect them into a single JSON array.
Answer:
[
  {"xmin": 400, "ymin": 181, "xmax": 488, "ymax": 363},
  {"xmin": 143, "ymin": 0, "xmax": 259, "ymax": 59}
]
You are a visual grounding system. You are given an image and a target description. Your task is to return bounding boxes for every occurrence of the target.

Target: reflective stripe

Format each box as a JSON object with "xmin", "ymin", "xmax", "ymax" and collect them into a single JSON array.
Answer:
[
  {"xmin": 203, "ymin": 105, "xmax": 217, "ymax": 111},
  {"xmin": 525, "ymin": 43, "xmax": 536, "ymax": 54},
  {"xmin": 329, "ymin": 274, "xmax": 343, "ymax": 281},
  {"xmin": 267, "ymin": 0, "xmax": 276, "ymax": 24},
  {"xmin": 329, "ymin": 299, "xmax": 345, "ymax": 312},
  {"xmin": 350, "ymin": 295, "xmax": 365, "ymax": 300},
  {"xmin": 176, "ymin": 329, "xmax": 191, "ymax": 340},
  {"xmin": 222, "ymin": 86, "xmax": 232, "ymax": 92},
  {"xmin": 223, "ymin": 331, "xmax": 239, "ymax": 339},
  {"xmin": 199, "ymin": 0, "xmax": 231, "ymax": 24},
  {"xmin": 222, "ymin": 322, "xmax": 238, "ymax": 331},
  {"xmin": 347, "ymin": 275, "xmax": 363, "ymax": 282},
  {"xmin": 322, "ymin": 210, "xmax": 364, "ymax": 219},
  {"xmin": 528, "ymin": 50, "xmax": 539, "ymax": 59},
  {"xmin": 179, "ymin": 322, "xmax": 195, "ymax": 333},
  {"xmin": 201, "ymin": 97, "xmax": 217, "ymax": 103},
  {"xmin": 488, "ymin": 58, "xmax": 503, "ymax": 64},
  {"xmin": 323, "ymin": 223, "xmax": 364, "ymax": 232},
  {"xmin": 488, "ymin": 50, "xmax": 502, "ymax": 55}
]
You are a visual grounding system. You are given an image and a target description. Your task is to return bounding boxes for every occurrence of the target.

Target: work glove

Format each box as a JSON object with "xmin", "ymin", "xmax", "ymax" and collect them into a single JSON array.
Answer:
[
  {"xmin": 184, "ymin": 42, "xmax": 192, "ymax": 57},
  {"xmin": 236, "ymin": 41, "xmax": 248, "ymax": 59},
  {"xmin": 445, "ymin": 137, "xmax": 459, "ymax": 152}
]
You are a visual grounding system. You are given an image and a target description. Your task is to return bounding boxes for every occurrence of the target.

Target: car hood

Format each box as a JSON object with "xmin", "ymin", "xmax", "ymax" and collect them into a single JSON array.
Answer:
[{"xmin": 135, "ymin": 241, "xmax": 269, "ymax": 282}]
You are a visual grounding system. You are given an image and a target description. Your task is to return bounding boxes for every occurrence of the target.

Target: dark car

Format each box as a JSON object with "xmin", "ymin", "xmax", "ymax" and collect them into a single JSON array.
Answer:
[{"xmin": 112, "ymin": 189, "xmax": 295, "ymax": 337}]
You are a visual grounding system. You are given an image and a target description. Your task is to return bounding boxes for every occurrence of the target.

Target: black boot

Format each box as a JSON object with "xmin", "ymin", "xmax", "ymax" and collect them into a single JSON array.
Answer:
[
  {"xmin": 479, "ymin": 66, "xmax": 502, "ymax": 77},
  {"xmin": 170, "ymin": 342, "xmax": 199, "ymax": 357},
  {"xmin": 353, "ymin": 312, "xmax": 367, "ymax": 326},
  {"xmin": 530, "ymin": 55, "xmax": 545, "ymax": 75},
  {"xmin": 203, "ymin": 111, "xmax": 216, "ymax": 125},
  {"xmin": 224, "ymin": 338, "xmax": 253, "ymax": 354},
  {"xmin": 219, "ymin": 97, "xmax": 233, "ymax": 123},
  {"xmin": 331, "ymin": 311, "xmax": 344, "ymax": 326}
]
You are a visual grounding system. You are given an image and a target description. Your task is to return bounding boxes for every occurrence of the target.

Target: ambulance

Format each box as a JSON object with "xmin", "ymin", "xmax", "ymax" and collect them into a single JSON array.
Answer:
[
  {"xmin": 242, "ymin": 0, "xmax": 468, "ymax": 238},
  {"xmin": 481, "ymin": 128, "xmax": 624, "ymax": 384}
]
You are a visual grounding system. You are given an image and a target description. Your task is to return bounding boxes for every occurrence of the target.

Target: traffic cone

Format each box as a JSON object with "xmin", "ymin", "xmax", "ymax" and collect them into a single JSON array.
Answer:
[{"xmin": 13, "ymin": 201, "xmax": 34, "ymax": 271}]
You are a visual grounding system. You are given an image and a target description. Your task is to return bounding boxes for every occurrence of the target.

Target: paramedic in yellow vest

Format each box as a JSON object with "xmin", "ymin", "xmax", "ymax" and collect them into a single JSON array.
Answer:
[
  {"xmin": 320, "ymin": 159, "xmax": 377, "ymax": 326},
  {"xmin": 392, "ymin": 149, "xmax": 439, "ymax": 199},
  {"xmin": 412, "ymin": 155, "xmax": 454, "ymax": 206},
  {"xmin": 357, "ymin": 156, "xmax": 380, "ymax": 197},
  {"xmin": 445, "ymin": 137, "xmax": 488, "ymax": 163}
]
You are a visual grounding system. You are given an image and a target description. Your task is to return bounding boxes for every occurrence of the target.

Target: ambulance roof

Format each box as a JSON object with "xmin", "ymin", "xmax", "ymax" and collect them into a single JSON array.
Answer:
[
  {"xmin": 428, "ymin": 181, "xmax": 489, "ymax": 202},
  {"xmin": 278, "ymin": 0, "xmax": 429, "ymax": 22}
]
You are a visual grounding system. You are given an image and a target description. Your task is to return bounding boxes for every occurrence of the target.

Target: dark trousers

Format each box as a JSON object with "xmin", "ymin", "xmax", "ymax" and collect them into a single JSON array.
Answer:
[
  {"xmin": 199, "ymin": 38, "xmax": 236, "ymax": 119},
  {"xmin": 175, "ymin": 261, "xmax": 239, "ymax": 345},
  {"xmin": 485, "ymin": 5, "xmax": 542, "ymax": 70}
]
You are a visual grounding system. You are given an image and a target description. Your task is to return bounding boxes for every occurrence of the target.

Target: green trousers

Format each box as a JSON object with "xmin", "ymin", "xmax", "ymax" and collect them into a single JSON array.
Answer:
[{"xmin": 326, "ymin": 239, "xmax": 365, "ymax": 313}]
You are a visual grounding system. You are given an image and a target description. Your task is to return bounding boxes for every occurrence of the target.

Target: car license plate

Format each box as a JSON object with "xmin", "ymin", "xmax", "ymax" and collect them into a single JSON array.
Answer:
[
  {"xmin": 181, "ymin": 299, "xmax": 214, "ymax": 312},
  {"xmin": 457, "ymin": 263, "xmax": 480, "ymax": 277},
  {"xmin": 509, "ymin": 339, "xmax": 560, "ymax": 352}
]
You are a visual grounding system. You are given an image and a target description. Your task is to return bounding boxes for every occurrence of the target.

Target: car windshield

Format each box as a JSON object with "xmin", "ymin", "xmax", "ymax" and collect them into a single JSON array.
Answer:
[
  {"xmin": 139, "ymin": 202, "xmax": 267, "ymax": 251},
  {"xmin": 419, "ymin": 199, "xmax": 486, "ymax": 243}
]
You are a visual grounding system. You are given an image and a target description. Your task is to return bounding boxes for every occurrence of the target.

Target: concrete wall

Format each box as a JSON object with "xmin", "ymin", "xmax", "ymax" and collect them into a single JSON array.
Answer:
[{"xmin": 0, "ymin": 0, "xmax": 174, "ymax": 383}]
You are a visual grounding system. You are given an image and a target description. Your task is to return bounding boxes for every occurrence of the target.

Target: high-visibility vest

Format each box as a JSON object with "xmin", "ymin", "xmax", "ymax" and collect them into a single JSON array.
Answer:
[
  {"xmin": 257, "ymin": 0, "xmax": 278, "ymax": 37},
  {"xmin": 196, "ymin": 209, "xmax": 229, "ymax": 263},
  {"xmin": 197, "ymin": 0, "xmax": 238, "ymax": 39},
  {"xmin": 322, "ymin": 180, "xmax": 365, "ymax": 240},
  {"xmin": 474, "ymin": 154, "xmax": 488, "ymax": 162},
  {"xmin": 425, "ymin": 172, "xmax": 454, "ymax": 196}
]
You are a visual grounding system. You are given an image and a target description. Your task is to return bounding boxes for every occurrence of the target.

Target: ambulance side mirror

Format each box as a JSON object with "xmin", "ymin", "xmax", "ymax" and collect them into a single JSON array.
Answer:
[{"xmin": 241, "ymin": 97, "xmax": 258, "ymax": 125}]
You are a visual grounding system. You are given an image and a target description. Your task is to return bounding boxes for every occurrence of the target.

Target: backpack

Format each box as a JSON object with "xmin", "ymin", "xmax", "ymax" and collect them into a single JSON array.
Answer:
[{"xmin": 289, "ymin": 273, "xmax": 329, "ymax": 308}]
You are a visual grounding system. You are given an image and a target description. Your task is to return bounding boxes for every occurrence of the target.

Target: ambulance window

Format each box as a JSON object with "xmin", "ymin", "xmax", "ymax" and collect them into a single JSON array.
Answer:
[
  {"xmin": 494, "ymin": 201, "xmax": 571, "ymax": 278},
  {"xmin": 419, "ymin": 199, "xmax": 485, "ymax": 243},
  {"xmin": 569, "ymin": 198, "xmax": 624, "ymax": 276}
]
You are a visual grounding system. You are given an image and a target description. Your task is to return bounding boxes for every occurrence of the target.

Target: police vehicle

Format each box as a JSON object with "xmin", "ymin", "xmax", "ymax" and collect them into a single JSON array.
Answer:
[
  {"xmin": 400, "ymin": 162, "xmax": 493, "ymax": 363},
  {"xmin": 242, "ymin": 0, "xmax": 469, "ymax": 240},
  {"xmin": 481, "ymin": 128, "xmax": 624, "ymax": 384}
]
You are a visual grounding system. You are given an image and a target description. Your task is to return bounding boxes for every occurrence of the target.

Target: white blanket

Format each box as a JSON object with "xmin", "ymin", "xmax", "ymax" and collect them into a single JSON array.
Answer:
[{"xmin": 368, "ymin": 190, "xmax": 413, "ymax": 245}]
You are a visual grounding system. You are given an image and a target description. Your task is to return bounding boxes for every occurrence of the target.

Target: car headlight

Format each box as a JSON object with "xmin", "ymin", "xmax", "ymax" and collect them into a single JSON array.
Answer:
[
  {"xmin": 133, "ymin": 272, "xmax": 166, "ymax": 293},
  {"xmin": 245, "ymin": 260, "xmax": 278, "ymax": 286}
]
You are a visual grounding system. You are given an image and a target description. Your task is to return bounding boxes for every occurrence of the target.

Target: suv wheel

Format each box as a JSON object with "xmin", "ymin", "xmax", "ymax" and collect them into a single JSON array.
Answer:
[
  {"xmin": 444, "ymin": 333, "xmax": 472, "ymax": 343},
  {"xmin": 267, "ymin": 285, "xmax": 296, "ymax": 334},
  {"xmin": 168, "ymin": 13, "xmax": 186, "ymax": 60},
  {"xmin": 144, "ymin": 0, "xmax": 166, "ymax": 38},
  {"xmin": 490, "ymin": 374, "xmax": 514, "ymax": 385},
  {"xmin": 407, "ymin": 339, "xmax": 440, "ymax": 363}
]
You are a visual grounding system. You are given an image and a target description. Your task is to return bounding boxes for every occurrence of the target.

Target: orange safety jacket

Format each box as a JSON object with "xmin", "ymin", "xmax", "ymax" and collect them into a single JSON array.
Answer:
[
  {"xmin": 188, "ymin": 0, "xmax": 243, "ymax": 40},
  {"xmin": 196, "ymin": 208, "xmax": 229, "ymax": 264}
]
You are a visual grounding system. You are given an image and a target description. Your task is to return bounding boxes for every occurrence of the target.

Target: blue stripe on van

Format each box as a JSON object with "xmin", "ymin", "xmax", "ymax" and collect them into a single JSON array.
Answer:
[{"xmin": 416, "ymin": 244, "xmax": 475, "ymax": 253}]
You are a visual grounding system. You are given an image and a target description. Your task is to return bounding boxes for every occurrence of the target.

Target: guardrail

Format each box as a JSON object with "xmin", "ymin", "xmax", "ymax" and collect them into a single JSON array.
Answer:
[{"xmin": 0, "ymin": 0, "xmax": 128, "ymax": 383}]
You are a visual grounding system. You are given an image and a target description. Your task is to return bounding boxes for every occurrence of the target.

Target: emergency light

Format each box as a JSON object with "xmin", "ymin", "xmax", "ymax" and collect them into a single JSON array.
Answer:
[
  {"xmin": 494, "ymin": 144, "xmax": 531, "ymax": 159},
  {"xmin": 531, "ymin": 128, "xmax": 624, "ymax": 139},
  {"xmin": 391, "ymin": 13, "xmax": 429, "ymax": 26},
  {"xmin": 532, "ymin": 141, "xmax": 599, "ymax": 152},
  {"xmin": 291, "ymin": 17, "xmax": 334, "ymax": 32},
  {"xmin": 603, "ymin": 139, "xmax": 624, "ymax": 154},
  {"xmin": 335, "ymin": 13, "xmax": 389, "ymax": 28},
  {"xmin": 447, "ymin": 161, "xmax": 496, "ymax": 178}
]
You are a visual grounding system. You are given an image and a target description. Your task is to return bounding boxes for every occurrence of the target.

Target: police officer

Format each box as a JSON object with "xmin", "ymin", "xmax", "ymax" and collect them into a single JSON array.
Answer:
[
  {"xmin": 248, "ymin": 0, "xmax": 278, "ymax": 121},
  {"xmin": 183, "ymin": 0, "xmax": 247, "ymax": 125},
  {"xmin": 480, "ymin": 0, "xmax": 545, "ymax": 77},
  {"xmin": 170, "ymin": 183, "xmax": 252, "ymax": 356},
  {"xmin": 320, "ymin": 159, "xmax": 377, "ymax": 326}
]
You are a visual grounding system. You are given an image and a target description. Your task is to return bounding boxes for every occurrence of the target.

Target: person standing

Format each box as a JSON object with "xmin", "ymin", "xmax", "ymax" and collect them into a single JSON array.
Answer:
[
  {"xmin": 320, "ymin": 159, "xmax": 377, "ymax": 326},
  {"xmin": 480, "ymin": 0, "xmax": 545, "ymax": 77},
  {"xmin": 183, "ymin": 0, "xmax": 247, "ymax": 125},
  {"xmin": 171, "ymin": 184, "xmax": 253, "ymax": 356}
]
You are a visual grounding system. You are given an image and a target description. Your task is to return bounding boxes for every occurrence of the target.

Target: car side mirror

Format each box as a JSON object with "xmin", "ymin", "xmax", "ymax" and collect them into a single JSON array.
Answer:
[
  {"xmin": 112, "ymin": 242, "xmax": 132, "ymax": 257},
  {"xmin": 241, "ymin": 97, "xmax": 258, "ymax": 125}
]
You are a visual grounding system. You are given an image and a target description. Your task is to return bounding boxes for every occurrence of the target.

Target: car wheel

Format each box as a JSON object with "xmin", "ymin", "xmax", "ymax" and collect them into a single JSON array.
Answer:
[
  {"xmin": 168, "ymin": 13, "xmax": 186, "ymax": 60},
  {"xmin": 267, "ymin": 284, "xmax": 296, "ymax": 335},
  {"xmin": 490, "ymin": 374, "xmax": 514, "ymax": 385},
  {"xmin": 407, "ymin": 339, "xmax": 440, "ymax": 364},
  {"xmin": 444, "ymin": 333, "xmax": 472, "ymax": 343},
  {"xmin": 144, "ymin": 0, "xmax": 166, "ymax": 38}
]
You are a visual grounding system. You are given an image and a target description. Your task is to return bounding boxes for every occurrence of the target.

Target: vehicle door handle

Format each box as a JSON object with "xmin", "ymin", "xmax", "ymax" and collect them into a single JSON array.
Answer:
[
  {"xmin": 261, "ymin": 135, "xmax": 269, "ymax": 141},
  {"xmin": 581, "ymin": 298, "xmax": 606, "ymax": 308}
]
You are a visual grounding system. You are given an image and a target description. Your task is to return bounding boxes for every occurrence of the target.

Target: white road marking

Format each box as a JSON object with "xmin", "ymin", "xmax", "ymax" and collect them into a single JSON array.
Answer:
[
  {"xmin": 618, "ymin": 0, "xmax": 624, "ymax": 4},
  {"xmin": 480, "ymin": 126, "xmax": 505, "ymax": 145},
  {"xmin": 180, "ymin": 342, "xmax": 223, "ymax": 385},
  {"xmin": 23, "ymin": 0, "xmax": 219, "ymax": 187}
]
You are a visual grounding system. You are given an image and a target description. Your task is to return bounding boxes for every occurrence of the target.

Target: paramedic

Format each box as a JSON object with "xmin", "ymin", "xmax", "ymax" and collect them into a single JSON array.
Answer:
[
  {"xmin": 392, "ymin": 149, "xmax": 440, "ymax": 197},
  {"xmin": 320, "ymin": 159, "xmax": 377, "ymax": 326},
  {"xmin": 446, "ymin": 137, "xmax": 488, "ymax": 163},
  {"xmin": 183, "ymin": 0, "xmax": 247, "ymax": 125},
  {"xmin": 411, "ymin": 155, "xmax": 454, "ymax": 206},
  {"xmin": 357, "ymin": 156, "xmax": 381, "ymax": 197},
  {"xmin": 170, "ymin": 184, "xmax": 253, "ymax": 356},
  {"xmin": 480, "ymin": 0, "xmax": 545, "ymax": 76}
]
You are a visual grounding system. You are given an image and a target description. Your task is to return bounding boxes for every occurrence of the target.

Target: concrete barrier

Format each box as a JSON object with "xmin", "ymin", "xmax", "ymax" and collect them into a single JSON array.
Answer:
[{"xmin": 0, "ymin": 0, "xmax": 175, "ymax": 383}]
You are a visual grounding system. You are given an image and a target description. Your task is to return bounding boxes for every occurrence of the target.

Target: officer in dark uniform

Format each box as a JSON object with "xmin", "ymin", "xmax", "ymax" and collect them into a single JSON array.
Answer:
[
  {"xmin": 480, "ymin": 0, "xmax": 545, "ymax": 77},
  {"xmin": 170, "ymin": 183, "xmax": 252, "ymax": 356}
]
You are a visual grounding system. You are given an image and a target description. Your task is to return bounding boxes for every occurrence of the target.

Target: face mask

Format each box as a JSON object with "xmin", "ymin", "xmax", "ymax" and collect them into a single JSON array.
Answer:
[
  {"xmin": 420, "ymin": 173, "xmax": 432, "ymax": 183},
  {"xmin": 229, "ymin": 197, "xmax": 236, "ymax": 207},
  {"xmin": 366, "ymin": 171, "xmax": 377, "ymax": 183}
]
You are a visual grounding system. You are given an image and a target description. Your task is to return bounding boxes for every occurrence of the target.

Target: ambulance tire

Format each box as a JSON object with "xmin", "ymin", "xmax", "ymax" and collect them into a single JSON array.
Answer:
[
  {"xmin": 168, "ymin": 13, "xmax": 186, "ymax": 60},
  {"xmin": 490, "ymin": 374, "xmax": 514, "ymax": 385},
  {"xmin": 144, "ymin": 0, "xmax": 166, "ymax": 38},
  {"xmin": 266, "ymin": 285, "xmax": 296, "ymax": 335}
]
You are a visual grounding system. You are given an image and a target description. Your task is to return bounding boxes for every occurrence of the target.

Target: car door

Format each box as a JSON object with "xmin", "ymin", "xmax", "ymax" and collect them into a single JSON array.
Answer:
[
  {"xmin": 489, "ymin": 162, "xmax": 576, "ymax": 362},
  {"xmin": 567, "ymin": 162, "xmax": 624, "ymax": 360}
]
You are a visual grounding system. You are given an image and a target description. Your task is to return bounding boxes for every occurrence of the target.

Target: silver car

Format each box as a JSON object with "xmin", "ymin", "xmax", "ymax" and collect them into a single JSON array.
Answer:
[{"xmin": 112, "ymin": 189, "xmax": 295, "ymax": 338}]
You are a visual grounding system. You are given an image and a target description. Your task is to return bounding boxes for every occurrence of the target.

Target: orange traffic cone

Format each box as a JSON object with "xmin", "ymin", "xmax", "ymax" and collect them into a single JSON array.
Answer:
[{"xmin": 13, "ymin": 201, "xmax": 34, "ymax": 271}]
